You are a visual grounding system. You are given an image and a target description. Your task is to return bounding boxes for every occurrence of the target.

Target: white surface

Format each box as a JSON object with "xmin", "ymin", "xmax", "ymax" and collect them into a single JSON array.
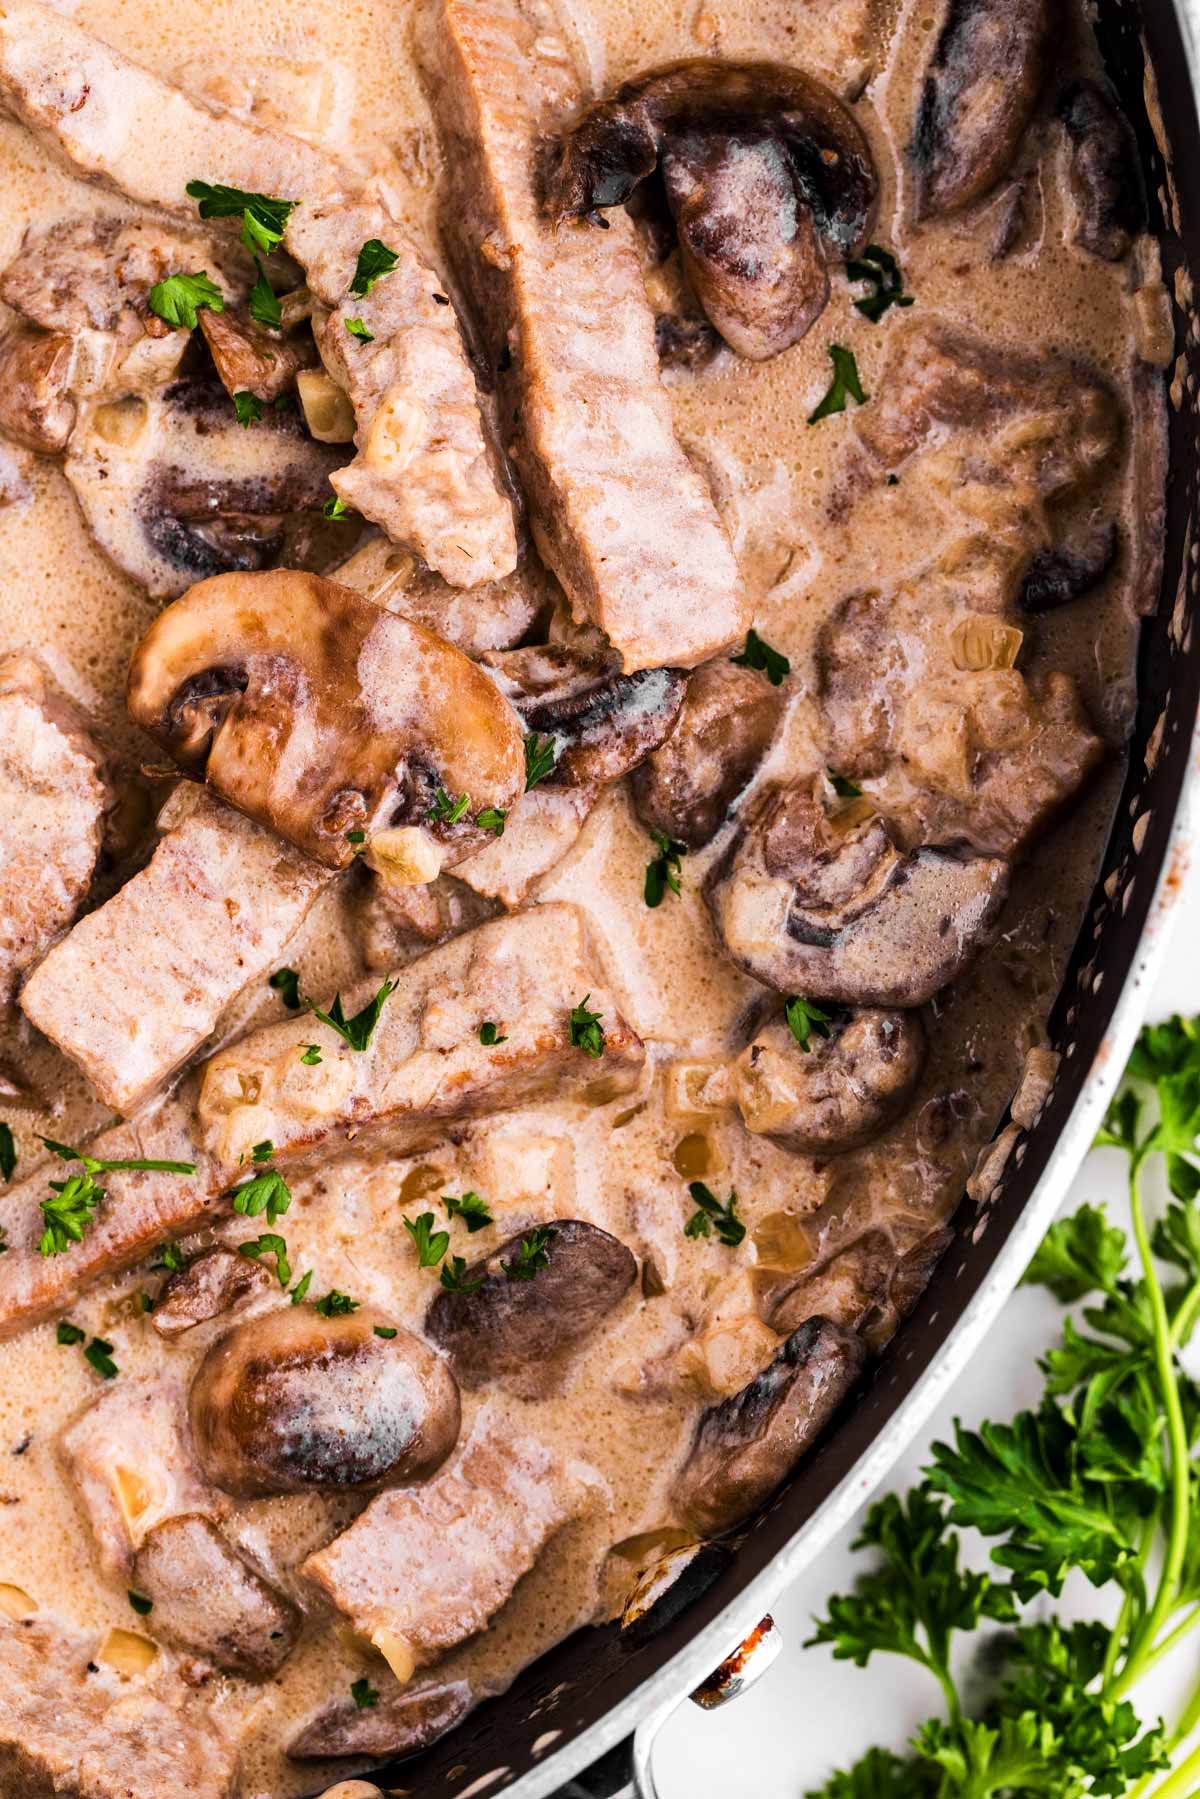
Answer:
[{"xmin": 653, "ymin": 871, "xmax": 1200, "ymax": 1798}]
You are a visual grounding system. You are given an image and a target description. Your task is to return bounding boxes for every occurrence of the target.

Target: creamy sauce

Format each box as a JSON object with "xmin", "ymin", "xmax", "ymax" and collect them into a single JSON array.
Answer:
[{"xmin": 0, "ymin": 0, "xmax": 1162, "ymax": 1791}]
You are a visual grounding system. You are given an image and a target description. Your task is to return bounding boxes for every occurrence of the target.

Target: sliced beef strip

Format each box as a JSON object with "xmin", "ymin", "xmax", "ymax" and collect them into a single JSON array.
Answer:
[
  {"xmin": 415, "ymin": 0, "xmax": 746, "ymax": 672},
  {"xmin": 304, "ymin": 1409, "xmax": 595, "ymax": 1670},
  {"xmin": 0, "ymin": 905, "xmax": 643, "ymax": 1335},
  {"xmin": 0, "ymin": 0, "xmax": 515, "ymax": 587},
  {"xmin": 21, "ymin": 786, "xmax": 330, "ymax": 1114},
  {"xmin": 198, "ymin": 306, "xmax": 318, "ymax": 403},
  {"xmin": 0, "ymin": 654, "xmax": 109, "ymax": 1005},
  {"xmin": 0, "ymin": 1615, "xmax": 239, "ymax": 1799},
  {"xmin": 334, "ymin": 532, "xmax": 555, "ymax": 659},
  {"xmin": 631, "ymin": 656, "xmax": 784, "ymax": 848}
]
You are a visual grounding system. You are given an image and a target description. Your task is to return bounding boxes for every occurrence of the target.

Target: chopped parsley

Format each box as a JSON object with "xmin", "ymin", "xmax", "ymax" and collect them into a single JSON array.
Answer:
[
  {"xmin": 350, "ymin": 238, "xmax": 400, "ymax": 297},
  {"xmin": 56, "ymin": 1320, "xmax": 86, "ymax": 1346},
  {"xmin": 523, "ymin": 732, "xmax": 557, "ymax": 790},
  {"xmin": 350, "ymin": 1677, "xmax": 380, "ymax": 1710},
  {"xmin": 229, "ymin": 1161, "xmax": 292, "ymax": 1230},
  {"xmin": 427, "ymin": 787, "xmax": 470, "ymax": 826},
  {"xmin": 269, "ymin": 966, "xmax": 302, "ymax": 1010},
  {"xmin": 846, "ymin": 243, "xmax": 914, "ymax": 324},
  {"xmin": 248, "ymin": 258, "xmax": 281, "ymax": 329},
  {"xmin": 475, "ymin": 806, "xmax": 507, "ymax": 837},
  {"xmin": 238, "ymin": 1232, "xmax": 292, "ymax": 1286},
  {"xmin": 808, "ymin": 344, "xmax": 868, "ymax": 424},
  {"xmin": 684, "ymin": 1181, "xmax": 744, "ymax": 1248},
  {"xmin": 323, "ymin": 494, "xmax": 353, "ymax": 521},
  {"xmin": 315, "ymin": 1289, "xmax": 359, "ymax": 1317},
  {"xmin": 886, "ymin": 473, "xmax": 900, "ymax": 487},
  {"xmin": 440, "ymin": 1254, "xmax": 483, "ymax": 1294},
  {"xmin": 444, "ymin": 1191, "xmax": 493, "ymax": 1233},
  {"xmin": 346, "ymin": 829, "xmax": 366, "ymax": 854},
  {"xmin": 84, "ymin": 1336, "xmax": 119, "ymax": 1379},
  {"xmin": 568, "ymin": 995, "xmax": 605, "ymax": 1059},
  {"xmin": 233, "ymin": 390, "xmax": 263, "ymax": 428},
  {"xmin": 784, "ymin": 995, "xmax": 835, "ymax": 1053},
  {"xmin": 373, "ymin": 1324, "xmax": 398, "ymax": 1339},
  {"xmin": 289, "ymin": 1269, "xmax": 314, "ymax": 1306},
  {"xmin": 404, "ymin": 1210, "xmax": 450, "ymax": 1269},
  {"xmin": 644, "ymin": 830, "xmax": 686, "ymax": 908},
  {"xmin": 250, "ymin": 1140, "xmax": 274, "ymax": 1164},
  {"xmin": 39, "ymin": 1138, "xmax": 196, "ymax": 1177},
  {"xmin": 305, "ymin": 977, "xmax": 397, "ymax": 1052},
  {"xmin": 344, "ymin": 316, "xmax": 374, "ymax": 343},
  {"xmin": 128, "ymin": 1591, "xmax": 153, "ymax": 1616},
  {"xmin": 827, "ymin": 770, "xmax": 863, "ymax": 799},
  {"xmin": 147, "ymin": 270, "xmax": 225, "ymax": 332},
  {"xmin": 159, "ymin": 1242, "xmax": 184, "ymax": 1273},
  {"xmin": 479, "ymin": 1022, "xmax": 507, "ymax": 1046},
  {"xmin": 502, "ymin": 1226, "xmax": 556, "ymax": 1282},
  {"xmin": 731, "ymin": 626, "xmax": 790, "ymax": 686},
  {"xmin": 0, "ymin": 1122, "xmax": 13, "ymax": 1183},
  {"xmin": 185, "ymin": 181, "xmax": 297, "ymax": 257},
  {"xmin": 39, "ymin": 1172, "xmax": 103, "ymax": 1257},
  {"xmin": 299, "ymin": 1044, "xmax": 323, "ymax": 1066}
]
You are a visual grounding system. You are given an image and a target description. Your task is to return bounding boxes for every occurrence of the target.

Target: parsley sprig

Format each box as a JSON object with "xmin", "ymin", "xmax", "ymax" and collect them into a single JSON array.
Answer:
[
  {"xmin": 444, "ymin": 1192, "xmax": 493, "ymax": 1232},
  {"xmin": 568, "ymin": 995, "xmax": 606, "ymax": 1058},
  {"xmin": 731, "ymin": 626, "xmax": 790, "ymax": 686},
  {"xmin": 350, "ymin": 239, "xmax": 399, "ymax": 297},
  {"xmin": 147, "ymin": 270, "xmax": 224, "ymax": 332},
  {"xmin": 784, "ymin": 996, "xmax": 834, "ymax": 1053},
  {"xmin": 502, "ymin": 1225, "xmax": 556, "ymax": 1281},
  {"xmin": 804, "ymin": 1013, "xmax": 1200, "ymax": 1799},
  {"xmin": 808, "ymin": 344, "xmax": 868, "ymax": 425},
  {"xmin": 846, "ymin": 243, "xmax": 915, "ymax": 324},
  {"xmin": 37, "ymin": 1139, "xmax": 195, "ymax": 1258},
  {"xmin": 644, "ymin": 830, "xmax": 686, "ymax": 908},
  {"xmin": 683, "ymin": 1181, "xmax": 744, "ymax": 1248},
  {"xmin": 524, "ymin": 733, "xmax": 558, "ymax": 790},
  {"xmin": 305, "ymin": 977, "xmax": 397, "ymax": 1052},
  {"xmin": 186, "ymin": 181, "xmax": 297, "ymax": 257}
]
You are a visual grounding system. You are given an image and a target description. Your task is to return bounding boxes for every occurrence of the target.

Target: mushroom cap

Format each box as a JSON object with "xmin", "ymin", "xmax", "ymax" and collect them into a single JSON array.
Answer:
[
  {"xmin": 188, "ymin": 1306, "xmax": 462, "ymax": 1497},
  {"xmin": 128, "ymin": 569, "xmax": 526, "ymax": 868},
  {"xmin": 731, "ymin": 1008, "xmax": 926, "ymax": 1156},
  {"xmin": 545, "ymin": 59, "xmax": 878, "ymax": 360},
  {"xmin": 706, "ymin": 781, "xmax": 1009, "ymax": 1007}
]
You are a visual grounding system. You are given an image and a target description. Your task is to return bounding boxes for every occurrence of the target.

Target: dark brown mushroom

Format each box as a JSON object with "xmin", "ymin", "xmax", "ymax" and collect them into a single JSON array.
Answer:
[
  {"xmin": 706, "ymin": 781, "xmax": 1009, "ymax": 1007},
  {"xmin": 131, "ymin": 1513, "xmax": 302, "ymax": 1678},
  {"xmin": 1057, "ymin": 80, "xmax": 1145, "ymax": 261},
  {"xmin": 188, "ymin": 1307, "xmax": 461, "ymax": 1497},
  {"xmin": 127, "ymin": 568, "xmax": 526, "ymax": 869},
  {"xmin": 632, "ymin": 657, "xmax": 784, "ymax": 848},
  {"xmin": 731, "ymin": 1009, "xmax": 926, "ymax": 1155},
  {"xmin": 1019, "ymin": 519, "xmax": 1119, "ymax": 612},
  {"xmin": 671, "ymin": 1316, "xmax": 864, "ymax": 1535},
  {"xmin": 198, "ymin": 307, "xmax": 318, "ymax": 404},
  {"xmin": 910, "ymin": 0, "xmax": 1057, "ymax": 220},
  {"xmin": 481, "ymin": 645, "xmax": 686, "ymax": 787},
  {"xmin": 767, "ymin": 1225, "xmax": 954, "ymax": 1347},
  {"xmin": 545, "ymin": 60, "xmax": 878, "ymax": 360},
  {"xmin": 425, "ymin": 1219, "xmax": 638, "ymax": 1389},
  {"xmin": 288, "ymin": 1678, "xmax": 471, "ymax": 1761},
  {"xmin": 655, "ymin": 311, "xmax": 722, "ymax": 368},
  {"xmin": 152, "ymin": 1246, "xmax": 272, "ymax": 1341},
  {"xmin": 0, "ymin": 327, "xmax": 77, "ymax": 453}
]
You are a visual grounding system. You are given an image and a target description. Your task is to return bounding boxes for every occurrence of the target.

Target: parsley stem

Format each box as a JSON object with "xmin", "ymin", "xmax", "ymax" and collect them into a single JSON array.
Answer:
[
  {"xmin": 1139, "ymin": 1729, "xmax": 1200, "ymax": 1799},
  {"xmin": 1169, "ymin": 1271, "xmax": 1200, "ymax": 1349},
  {"xmin": 1102, "ymin": 1511, "xmax": 1156, "ymax": 1687}
]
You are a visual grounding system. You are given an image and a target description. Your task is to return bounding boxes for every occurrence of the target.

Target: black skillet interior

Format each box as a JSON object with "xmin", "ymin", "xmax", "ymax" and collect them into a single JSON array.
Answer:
[{"xmin": 322, "ymin": 5, "xmax": 1200, "ymax": 1793}]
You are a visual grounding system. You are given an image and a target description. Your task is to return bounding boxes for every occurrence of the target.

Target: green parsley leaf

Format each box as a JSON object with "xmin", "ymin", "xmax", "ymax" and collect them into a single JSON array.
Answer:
[
  {"xmin": 289, "ymin": 1268, "xmax": 314, "ymax": 1305},
  {"xmin": 828, "ymin": 770, "xmax": 863, "ymax": 799},
  {"xmin": 523, "ymin": 732, "xmax": 558, "ymax": 790},
  {"xmin": 229, "ymin": 1165, "xmax": 292, "ymax": 1229},
  {"xmin": 479, "ymin": 1021, "xmax": 507, "ymax": 1046},
  {"xmin": 56, "ymin": 1320, "xmax": 86, "ymax": 1345},
  {"xmin": 233, "ymin": 390, "xmax": 263, "ymax": 428},
  {"xmin": 350, "ymin": 238, "xmax": 400, "ymax": 297},
  {"xmin": 344, "ymin": 316, "xmax": 374, "ymax": 343},
  {"xmin": 644, "ymin": 830, "xmax": 686, "ymax": 908},
  {"xmin": 427, "ymin": 787, "xmax": 470, "ymax": 826},
  {"xmin": 730, "ymin": 626, "xmax": 790, "ymax": 686},
  {"xmin": 350, "ymin": 1676, "xmax": 379, "ymax": 1710},
  {"xmin": 684, "ymin": 1180, "xmax": 744, "ymax": 1248},
  {"xmin": 803, "ymin": 1746, "xmax": 936, "ymax": 1799},
  {"xmin": 269, "ymin": 966, "xmax": 302, "ymax": 1009},
  {"xmin": 305, "ymin": 977, "xmax": 397, "ymax": 1053},
  {"xmin": 84, "ymin": 1336, "xmax": 119, "ymax": 1379},
  {"xmin": 323, "ymin": 494, "xmax": 353, "ymax": 521},
  {"xmin": 128, "ymin": 1590, "xmax": 153, "ymax": 1616},
  {"xmin": 475, "ymin": 806, "xmax": 507, "ymax": 836},
  {"xmin": 784, "ymin": 995, "xmax": 834, "ymax": 1053},
  {"xmin": 0, "ymin": 1122, "xmax": 14, "ymax": 1182},
  {"xmin": 248, "ymin": 257, "xmax": 282, "ymax": 328},
  {"xmin": 1021, "ymin": 1204, "xmax": 1127, "ymax": 1303},
  {"xmin": 440, "ymin": 1253, "xmax": 484, "ymax": 1293},
  {"xmin": 185, "ymin": 180, "xmax": 297, "ymax": 256},
  {"xmin": 404, "ymin": 1210, "xmax": 450, "ymax": 1268},
  {"xmin": 39, "ymin": 1172, "xmax": 103, "ymax": 1257},
  {"xmin": 147, "ymin": 270, "xmax": 225, "ymax": 332},
  {"xmin": 373, "ymin": 1324, "xmax": 398, "ymax": 1339},
  {"xmin": 299, "ymin": 1044, "xmax": 323, "ymax": 1065},
  {"xmin": 808, "ymin": 344, "xmax": 868, "ymax": 424},
  {"xmin": 568, "ymin": 994, "xmax": 605, "ymax": 1059},
  {"xmin": 846, "ymin": 243, "xmax": 915, "ymax": 324},
  {"xmin": 159, "ymin": 1242, "xmax": 184, "ymax": 1273},
  {"xmin": 315, "ymin": 1288, "xmax": 359, "ymax": 1317},
  {"xmin": 444, "ymin": 1191, "xmax": 493, "ymax": 1232},
  {"xmin": 250, "ymin": 1140, "xmax": 274, "ymax": 1164},
  {"xmin": 346, "ymin": 829, "xmax": 366, "ymax": 854},
  {"xmin": 502, "ymin": 1225, "xmax": 556, "ymax": 1282},
  {"xmin": 238, "ymin": 1232, "xmax": 292, "ymax": 1287}
]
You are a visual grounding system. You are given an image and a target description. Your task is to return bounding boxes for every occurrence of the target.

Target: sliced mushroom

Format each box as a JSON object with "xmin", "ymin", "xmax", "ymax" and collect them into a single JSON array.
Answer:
[
  {"xmin": 131, "ymin": 1512, "xmax": 302, "ymax": 1677},
  {"xmin": 288, "ymin": 1679, "xmax": 471, "ymax": 1761},
  {"xmin": 766, "ymin": 1225, "xmax": 954, "ymax": 1347},
  {"xmin": 1019, "ymin": 519, "xmax": 1119, "ymax": 612},
  {"xmin": 731, "ymin": 1009, "xmax": 926, "ymax": 1155},
  {"xmin": 671, "ymin": 1316, "xmax": 864, "ymax": 1535},
  {"xmin": 64, "ymin": 375, "xmax": 351, "ymax": 599},
  {"xmin": 655, "ymin": 312, "xmax": 721, "ymax": 368},
  {"xmin": 706, "ymin": 781, "xmax": 1009, "ymax": 1007},
  {"xmin": 152, "ymin": 1245, "xmax": 273, "ymax": 1340},
  {"xmin": 1058, "ymin": 80, "xmax": 1144, "ymax": 261},
  {"xmin": 481, "ymin": 646, "xmax": 686, "ymax": 787},
  {"xmin": 632, "ymin": 657, "xmax": 784, "ymax": 848},
  {"xmin": 425, "ymin": 1219, "xmax": 638, "ymax": 1390},
  {"xmin": 0, "ymin": 327, "xmax": 78, "ymax": 453},
  {"xmin": 198, "ymin": 307, "xmax": 318, "ymax": 404},
  {"xmin": 127, "ymin": 568, "xmax": 526, "ymax": 869},
  {"xmin": 545, "ymin": 60, "xmax": 878, "ymax": 359},
  {"xmin": 188, "ymin": 1307, "xmax": 461, "ymax": 1497},
  {"xmin": 910, "ymin": 0, "xmax": 1056, "ymax": 220}
]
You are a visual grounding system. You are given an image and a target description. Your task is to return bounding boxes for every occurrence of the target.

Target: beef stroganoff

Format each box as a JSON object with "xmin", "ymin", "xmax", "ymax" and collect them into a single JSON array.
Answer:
[{"xmin": 0, "ymin": 0, "xmax": 1168, "ymax": 1789}]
